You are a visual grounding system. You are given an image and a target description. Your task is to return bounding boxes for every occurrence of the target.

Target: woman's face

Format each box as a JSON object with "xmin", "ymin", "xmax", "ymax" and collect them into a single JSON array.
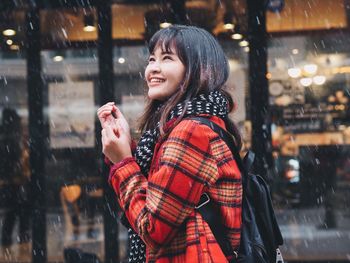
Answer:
[{"xmin": 145, "ymin": 45, "xmax": 186, "ymax": 101}]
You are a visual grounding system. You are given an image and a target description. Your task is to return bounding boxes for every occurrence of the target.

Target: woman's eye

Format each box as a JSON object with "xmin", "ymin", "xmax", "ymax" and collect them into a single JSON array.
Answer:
[
  {"xmin": 163, "ymin": 55, "xmax": 173, "ymax": 60},
  {"xmin": 148, "ymin": 57, "xmax": 155, "ymax": 62}
]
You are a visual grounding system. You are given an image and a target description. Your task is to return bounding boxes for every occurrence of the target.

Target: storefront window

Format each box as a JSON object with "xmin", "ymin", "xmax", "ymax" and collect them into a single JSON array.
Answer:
[
  {"xmin": 41, "ymin": 7, "xmax": 98, "ymax": 44},
  {"xmin": 0, "ymin": 10, "xmax": 31, "ymax": 263},
  {"xmin": 39, "ymin": 6, "xmax": 106, "ymax": 262},
  {"xmin": 40, "ymin": 46, "xmax": 105, "ymax": 262},
  {"xmin": 221, "ymin": 41, "xmax": 250, "ymax": 150},
  {"xmin": 40, "ymin": 47, "xmax": 104, "ymax": 262},
  {"xmin": 266, "ymin": 1, "xmax": 350, "ymax": 259},
  {"xmin": 268, "ymin": 32, "xmax": 350, "ymax": 260}
]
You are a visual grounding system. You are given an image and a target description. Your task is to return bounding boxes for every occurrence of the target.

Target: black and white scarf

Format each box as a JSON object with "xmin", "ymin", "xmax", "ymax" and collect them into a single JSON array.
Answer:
[{"xmin": 126, "ymin": 90, "xmax": 229, "ymax": 263}]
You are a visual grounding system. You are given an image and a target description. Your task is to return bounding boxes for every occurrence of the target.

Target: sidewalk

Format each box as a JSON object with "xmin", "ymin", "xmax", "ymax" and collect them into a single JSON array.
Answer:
[{"xmin": 277, "ymin": 208, "xmax": 350, "ymax": 261}]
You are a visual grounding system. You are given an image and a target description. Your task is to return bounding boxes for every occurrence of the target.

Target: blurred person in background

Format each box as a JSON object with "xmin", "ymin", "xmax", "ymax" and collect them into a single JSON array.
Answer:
[{"xmin": 0, "ymin": 108, "xmax": 31, "ymax": 247}]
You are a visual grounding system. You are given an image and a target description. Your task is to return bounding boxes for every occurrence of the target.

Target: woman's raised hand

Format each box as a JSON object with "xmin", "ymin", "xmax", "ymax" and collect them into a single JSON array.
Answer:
[
  {"xmin": 98, "ymin": 102, "xmax": 132, "ymax": 163},
  {"xmin": 97, "ymin": 102, "xmax": 117, "ymax": 130},
  {"xmin": 97, "ymin": 103, "xmax": 131, "ymax": 142},
  {"xmin": 101, "ymin": 119, "xmax": 132, "ymax": 164},
  {"xmin": 112, "ymin": 106, "xmax": 131, "ymax": 146}
]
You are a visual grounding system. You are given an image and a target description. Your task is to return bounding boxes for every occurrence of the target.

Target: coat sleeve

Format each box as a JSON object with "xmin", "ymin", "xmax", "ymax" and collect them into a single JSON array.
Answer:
[{"xmin": 109, "ymin": 120, "xmax": 219, "ymax": 250}]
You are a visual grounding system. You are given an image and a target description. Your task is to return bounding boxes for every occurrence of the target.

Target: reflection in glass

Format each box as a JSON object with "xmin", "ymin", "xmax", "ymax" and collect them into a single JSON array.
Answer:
[{"xmin": 269, "ymin": 33, "xmax": 350, "ymax": 260}]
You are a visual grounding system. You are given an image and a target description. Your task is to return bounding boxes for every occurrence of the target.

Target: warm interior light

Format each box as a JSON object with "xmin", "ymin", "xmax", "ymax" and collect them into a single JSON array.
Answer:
[
  {"xmin": 3, "ymin": 29, "xmax": 16, "ymax": 36},
  {"xmin": 292, "ymin": 49, "xmax": 299, "ymax": 55},
  {"xmin": 332, "ymin": 66, "xmax": 350, "ymax": 74},
  {"xmin": 223, "ymin": 12, "xmax": 234, "ymax": 31},
  {"xmin": 83, "ymin": 25, "xmax": 96, "ymax": 32},
  {"xmin": 118, "ymin": 57, "xmax": 125, "ymax": 64},
  {"xmin": 300, "ymin": 77, "xmax": 312, "ymax": 87},
  {"xmin": 303, "ymin": 64, "xmax": 318, "ymax": 75},
  {"xmin": 223, "ymin": 23, "xmax": 234, "ymax": 30},
  {"xmin": 313, "ymin": 75, "xmax": 326, "ymax": 85},
  {"xmin": 83, "ymin": 14, "xmax": 96, "ymax": 32},
  {"xmin": 287, "ymin": 68, "xmax": 301, "ymax": 78},
  {"xmin": 231, "ymin": 33, "xmax": 243, "ymax": 40},
  {"xmin": 53, "ymin": 55, "xmax": 64, "ymax": 62},
  {"xmin": 10, "ymin": 44, "xmax": 19, "ymax": 51},
  {"xmin": 160, "ymin": 22, "xmax": 172, "ymax": 28},
  {"xmin": 6, "ymin": 39, "xmax": 13, "ymax": 45},
  {"xmin": 244, "ymin": 47, "xmax": 250, "ymax": 52},
  {"xmin": 239, "ymin": 40, "xmax": 249, "ymax": 47}
]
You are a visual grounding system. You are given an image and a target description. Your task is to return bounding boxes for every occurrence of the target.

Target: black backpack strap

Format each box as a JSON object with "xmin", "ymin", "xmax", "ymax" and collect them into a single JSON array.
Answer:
[
  {"xmin": 195, "ymin": 193, "xmax": 235, "ymax": 258},
  {"xmin": 189, "ymin": 116, "xmax": 245, "ymax": 259},
  {"xmin": 243, "ymin": 150, "xmax": 255, "ymax": 172}
]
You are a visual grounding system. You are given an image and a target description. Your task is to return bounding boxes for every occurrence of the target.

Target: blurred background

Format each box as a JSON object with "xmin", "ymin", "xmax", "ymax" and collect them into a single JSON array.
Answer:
[{"xmin": 0, "ymin": 0, "xmax": 349, "ymax": 262}]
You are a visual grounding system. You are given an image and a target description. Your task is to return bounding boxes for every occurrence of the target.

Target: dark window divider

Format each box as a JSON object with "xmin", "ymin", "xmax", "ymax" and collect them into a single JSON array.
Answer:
[{"xmin": 27, "ymin": 6, "xmax": 47, "ymax": 263}]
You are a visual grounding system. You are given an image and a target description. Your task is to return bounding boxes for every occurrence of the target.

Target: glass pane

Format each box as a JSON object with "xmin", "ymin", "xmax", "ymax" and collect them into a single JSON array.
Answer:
[
  {"xmin": 41, "ymin": 46, "xmax": 103, "ymax": 262},
  {"xmin": 220, "ymin": 41, "xmax": 250, "ymax": 151},
  {"xmin": 268, "ymin": 32, "xmax": 350, "ymax": 260},
  {"xmin": 41, "ymin": 7, "xmax": 98, "ymax": 45},
  {"xmin": 0, "ymin": 10, "xmax": 31, "ymax": 262}
]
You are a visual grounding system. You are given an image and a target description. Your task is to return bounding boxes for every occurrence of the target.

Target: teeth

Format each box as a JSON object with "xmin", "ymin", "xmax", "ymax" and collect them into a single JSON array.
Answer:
[{"xmin": 150, "ymin": 78, "xmax": 165, "ymax": 83}]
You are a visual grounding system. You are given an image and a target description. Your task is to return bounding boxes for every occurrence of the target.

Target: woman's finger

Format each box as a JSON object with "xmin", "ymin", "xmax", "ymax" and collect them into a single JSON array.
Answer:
[
  {"xmin": 98, "ymin": 110, "xmax": 114, "ymax": 120},
  {"xmin": 97, "ymin": 102, "xmax": 114, "ymax": 113},
  {"xmin": 97, "ymin": 103, "xmax": 116, "ymax": 117},
  {"xmin": 97, "ymin": 105, "xmax": 114, "ymax": 117},
  {"xmin": 112, "ymin": 106, "xmax": 126, "ymax": 120}
]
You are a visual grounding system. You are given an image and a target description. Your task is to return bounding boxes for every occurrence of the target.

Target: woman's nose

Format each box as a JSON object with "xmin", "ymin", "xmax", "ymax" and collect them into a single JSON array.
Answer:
[{"xmin": 148, "ymin": 61, "xmax": 161, "ymax": 73}]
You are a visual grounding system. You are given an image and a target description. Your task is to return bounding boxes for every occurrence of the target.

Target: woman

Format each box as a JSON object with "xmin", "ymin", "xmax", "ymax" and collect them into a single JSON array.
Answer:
[{"xmin": 98, "ymin": 25, "xmax": 242, "ymax": 262}]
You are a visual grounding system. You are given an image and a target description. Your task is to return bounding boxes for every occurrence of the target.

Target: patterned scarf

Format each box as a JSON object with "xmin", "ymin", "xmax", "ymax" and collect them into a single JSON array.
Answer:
[{"xmin": 126, "ymin": 90, "xmax": 229, "ymax": 263}]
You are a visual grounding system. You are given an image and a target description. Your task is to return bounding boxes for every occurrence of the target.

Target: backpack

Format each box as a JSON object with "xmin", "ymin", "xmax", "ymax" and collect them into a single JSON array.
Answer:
[{"xmin": 190, "ymin": 117, "xmax": 284, "ymax": 263}]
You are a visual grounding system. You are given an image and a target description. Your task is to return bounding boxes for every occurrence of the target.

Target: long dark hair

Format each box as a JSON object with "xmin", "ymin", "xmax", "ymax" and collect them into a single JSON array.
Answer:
[{"xmin": 139, "ymin": 25, "xmax": 241, "ymax": 149}]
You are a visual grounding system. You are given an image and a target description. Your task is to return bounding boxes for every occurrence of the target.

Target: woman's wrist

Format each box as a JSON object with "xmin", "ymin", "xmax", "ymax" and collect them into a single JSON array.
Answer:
[{"xmin": 108, "ymin": 156, "xmax": 135, "ymax": 184}]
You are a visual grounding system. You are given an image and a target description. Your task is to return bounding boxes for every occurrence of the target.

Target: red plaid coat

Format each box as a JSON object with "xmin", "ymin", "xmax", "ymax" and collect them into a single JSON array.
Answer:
[{"xmin": 109, "ymin": 116, "xmax": 242, "ymax": 262}]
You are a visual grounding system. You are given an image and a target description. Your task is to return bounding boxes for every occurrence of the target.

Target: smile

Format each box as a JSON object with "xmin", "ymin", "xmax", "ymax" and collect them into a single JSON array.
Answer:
[{"xmin": 150, "ymin": 77, "xmax": 165, "ymax": 83}]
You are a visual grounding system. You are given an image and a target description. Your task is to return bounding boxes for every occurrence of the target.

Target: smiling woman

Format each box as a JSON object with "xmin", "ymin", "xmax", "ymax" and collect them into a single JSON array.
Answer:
[
  {"xmin": 98, "ymin": 25, "xmax": 243, "ymax": 263},
  {"xmin": 145, "ymin": 47, "xmax": 186, "ymax": 101}
]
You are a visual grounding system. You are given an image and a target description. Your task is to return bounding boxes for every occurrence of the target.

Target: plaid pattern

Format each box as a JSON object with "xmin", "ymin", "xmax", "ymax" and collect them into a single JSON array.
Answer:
[{"xmin": 110, "ymin": 116, "xmax": 242, "ymax": 263}]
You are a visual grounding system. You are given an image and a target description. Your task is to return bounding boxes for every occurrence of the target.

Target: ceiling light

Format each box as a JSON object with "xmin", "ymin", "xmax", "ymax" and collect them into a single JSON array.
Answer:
[
  {"xmin": 287, "ymin": 67, "xmax": 301, "ymax": 78},
  {"xmin": 231, "ymin": 33, "xmax": 243, "ymax": 40},
  {"xmin": 160, "ymin": 22, "xmax": 172, "ymax": 28},
  {"xmin": 313, "ymin": 75, "xmax": 326, "ymax": 85},
  {"xmin": 84, "ymin": 25, "xmax": 96, "ymax": 32},
  {"xmin": 223, "ymin": 23, "xmax": 234, "ymax": 30},
  {"xmin": 223, "ymin": 12, "xmax": 234, "ymax": 30},
  {"xmin": 53, "ymin": 55, "xmax": 64, "ymax": 62},
  {"xmin": 118, "ymin": 57, "xmax": 125, "ymax": 64},
  {"xmin": 231, "ymin": 24, "xmax": 243, "ymax": 40},
  {"xmin": 239, "ymin": 40, "xmax": 249, "ymax": 47},
  {"xmin": 292, "ymin": 49, "xmax": 299, "ymax": 55},
  {"xmin": 303, "ymin": 64, "xmax": 318, "ymax": 75},
  {"xmin": 300, "ymin": 77, "xmax": 312, "ymax": 87},
  {"xmin": 6, "ymin": 39, "xmax": 13, "ymax": 45},
  {"xmin": 244, "ymin": 47, "xmax": 250, "ymax": 52},
  {"xmin": 83, "ymin": 14, "xmax": 96, "ymax": 32},
  {"xmin": 3, "ymin": 28, "xmax": 16, "ymax": 36},
  {"xmin": 10, "ymin": 44, "xmax": 19, "ymax": 51}
]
